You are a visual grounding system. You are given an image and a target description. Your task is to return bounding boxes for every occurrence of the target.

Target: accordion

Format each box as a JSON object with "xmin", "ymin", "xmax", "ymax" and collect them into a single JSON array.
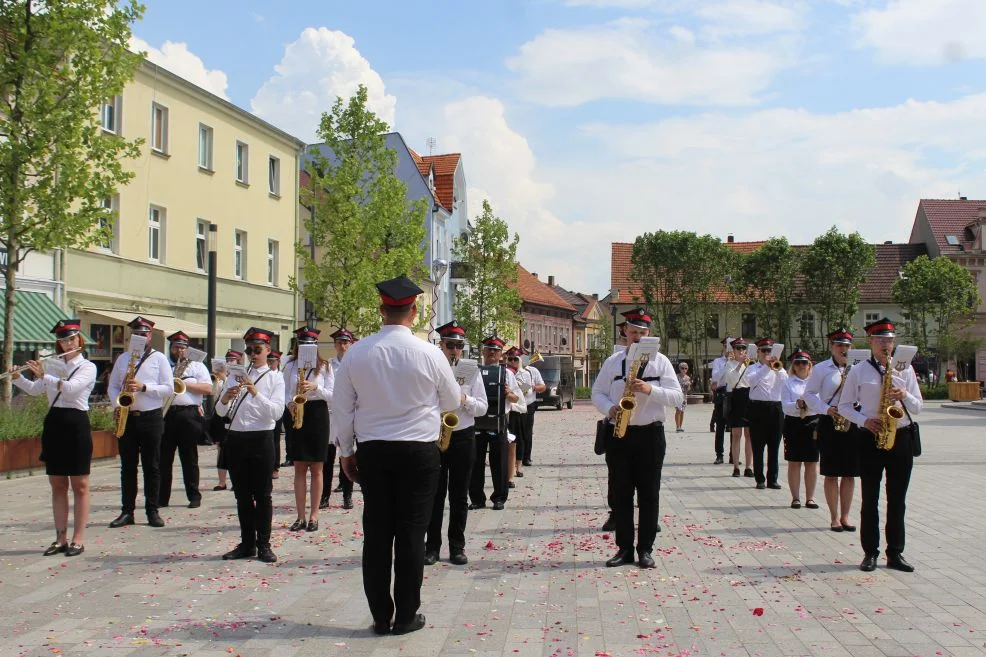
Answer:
[{"xmin": 474, "ymin": 364, "xmax": 507, "ymax": 434}]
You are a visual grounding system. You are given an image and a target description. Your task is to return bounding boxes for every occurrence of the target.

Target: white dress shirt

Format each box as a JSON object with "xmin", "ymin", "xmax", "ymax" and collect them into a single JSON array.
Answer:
[
  {"xmin": 505, "ymin": 367, "xmax": 527, "ymax": 414},
  {"xmin": 108, "ymin": 348, "xmax": 173, "ymax": 411},
  {"xmin": 710, "ymin": 356, "xmax": 728, "ymax": 389},
  {"xmin": 13, "ymin": 354, "xmax": 97, "ymax": 410},
  {"xmin": 214, "ymin": 364, "xmax": 286, "ymax": 432},
  {"xmin": 281, "ymin": 357, "xmax": 335, "ymax": 406},
  {"xmin": 452, "ymin": 369, "xmax": 489, "ymax": 431},
  {"xmin": 523, "ymin": 366, "xmax": 544, "ymax": 406},
  {"xmin": 803, "ymin": 358, "xmax": 846, "ymax": 416},
  {"xmin": 782, "ymin": 376, "xmax": 810, "ymax": 417},
  {"xmin": 514, "ymin": 367, "xmax": 535, "ymax": 412},
  {"xmin": 746, "ymin": 362, "xmax": 788, "ymax": 402},
  {"xmin": 169, "ymin": 360, "xmax": 211, "ymax": 408},
  {"xmin": 591, "ymin": 349, "xmax": 684, "ymax": 425},
  {"xmin": 722, "ymin": 359, "xmax": 751, "ymax": 392},
  {"xmin": 838, "ymin": 359, "xmax": 922, "ymax": 429},
  {"xmin": 333, "ymin": 325, "xmax": 461, "ymax": 457}
]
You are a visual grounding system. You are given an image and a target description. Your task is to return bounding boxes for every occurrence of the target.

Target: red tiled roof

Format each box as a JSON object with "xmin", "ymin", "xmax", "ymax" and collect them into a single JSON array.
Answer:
[
  {"xmin": 915, "ymin": 199, "xmax": 984, "ymax": 254},
  {"xmin": 515, "ymin": 266, "xmax": 577, "ymax": 312},
  {"xmin": 407, "ymin": 148, "xmax": 432, "ymax": 179},
  {"xmin": 421, "ymin": 153, "xmax": 461, "ymax": 211}
]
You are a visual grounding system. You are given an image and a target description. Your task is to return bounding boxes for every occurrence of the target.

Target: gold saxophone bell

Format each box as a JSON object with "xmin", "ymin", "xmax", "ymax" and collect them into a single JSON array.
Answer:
[
  {"xmin": 291, "ymin": 365, "xmax": 309, "ymax": 430},
  {"xmin": 529, "ymin": 350, "xmax": 544, "ymax": 365},
  {"xmin": 438, "ymin": 411, "xmax": 459, "ymax": 451},
  {"xmin": 173, "ymin": 378, "xmax": 187, "ymax": 395}
]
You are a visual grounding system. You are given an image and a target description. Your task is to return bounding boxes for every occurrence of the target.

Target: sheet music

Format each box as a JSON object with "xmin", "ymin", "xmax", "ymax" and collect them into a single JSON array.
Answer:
[
  {"xmin": 746, "ymin": 344, "xmax": 757, "ymax": 362},
  {"xmin": 847, "ymin": 349, "xmax": 871, "ymax": 366},
  {"xmin": 211, "ymin": 358, "xmax": 227, "ymax": 374},
  {"xmin": 891, "ymin": 345, "xmax": 918, "ymax": 370},
  {"xmin": 298, "ymin": 344, "xmax": 319, "ymax": 370},
  {"xmin": 127, "ymin": 334, "xmax": 146, "ymax": 354},
  {"xmin": 185, "ymin": 347, "xmax": 207, "ymax": 363},
  {"xmin": 227, "ymin": 365, "xmax": 249, "ymax": 381},
  {"xmin": 770, "ymin": 343, "xmax": 784, "ymax": 360},
  {"xmin": 627, "ymin": 336, "xmax": 661, "ymax": 363},
  {"xmin": 452, "ymin": 358, "xmax": 479, "ymax": 386}
]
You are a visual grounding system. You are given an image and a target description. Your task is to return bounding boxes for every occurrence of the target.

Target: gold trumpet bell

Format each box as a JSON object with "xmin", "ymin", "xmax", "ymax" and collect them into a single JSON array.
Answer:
[
  {"xmin": 770, "ymin": 360, "xmax": 784, "ymax": 371},
  {"xmin": 529, "ymin": 351, "xmax": 544, "ymax": 365}
]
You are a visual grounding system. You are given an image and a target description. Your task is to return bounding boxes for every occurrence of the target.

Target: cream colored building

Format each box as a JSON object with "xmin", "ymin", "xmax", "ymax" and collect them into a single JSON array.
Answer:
[{"xmin": 66, "ymin": 60, "xmax": 304, "ymax": 372}]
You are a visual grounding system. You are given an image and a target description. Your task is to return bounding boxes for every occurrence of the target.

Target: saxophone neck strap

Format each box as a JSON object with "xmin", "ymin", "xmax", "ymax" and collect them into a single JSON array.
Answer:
[{"xmin": 133, "ymin": 349, "xmax": 153, "ymax": 377}]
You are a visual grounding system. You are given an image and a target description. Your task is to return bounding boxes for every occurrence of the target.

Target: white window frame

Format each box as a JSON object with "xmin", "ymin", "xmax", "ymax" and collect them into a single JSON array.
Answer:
[
  {"xmin": 235, "ymin": 141, "xmax": 249, "ymax": 184},
  {"xmin": 97, "ymin": 195, "xmax": 119, "ymax": 253},
  {"xmin": 101, "ymin": 96, "xmax": 122, "ymax": 135},
  {"xmin": 234, "ymin": 230, "xmax": 246, "ymax": 280},
  {"xmin": 196, "ymin": 220, "xmax": 209, "ymax": 272},
  {"xmin": 150, "ymin": 102, "xmax": 169, "ymax": 154},
  {"xmin": 148, "ymin": 205, "xmax": 165, "ymax": 262},
  {"xmin": 267, "ymin": 239, "xmax": 278, "ymax": 285},
  {"xmin": 864, "ymin": 311, "xmax": 881, "ymax": 325},
  {"xmin": 198, "ymin": 124, "xmax": 214, "ymax": 171},
  {"xmin": 268, "ymin": 155, "xmax": 280, "ymax": 196}
]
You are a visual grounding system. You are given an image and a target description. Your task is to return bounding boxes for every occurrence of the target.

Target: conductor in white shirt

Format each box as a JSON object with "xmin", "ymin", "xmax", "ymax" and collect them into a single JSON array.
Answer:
[{"xmin": 335, "ymin": 276, "xmax": 461, "ymax": 636}]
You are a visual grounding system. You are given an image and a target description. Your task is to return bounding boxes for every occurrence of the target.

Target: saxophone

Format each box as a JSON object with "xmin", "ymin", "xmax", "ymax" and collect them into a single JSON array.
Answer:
[
  {"xmin": 291, "ymin": 361, "xmax": 308, "ymax": 429},
  {"xmin": 162, "ymin": 356, "xmax": 190, "ymax": 416},
  {"xmin": 832, "ymin": 367, "xmax": 851, "ymax": 432},
  {"xmin": 114, "ymin": 349, "xmax": 141, "ymax": 438},
  {"xmin": 875, "ymin": 360, "xmax": 904, "ymax": 450},
  {"xmin": 438, "ymin": 355, "xmax": 460, "ymax": 451},
  {"xmin": 613, "ymin": 353, "xmax": 650, "ymax": 438}
]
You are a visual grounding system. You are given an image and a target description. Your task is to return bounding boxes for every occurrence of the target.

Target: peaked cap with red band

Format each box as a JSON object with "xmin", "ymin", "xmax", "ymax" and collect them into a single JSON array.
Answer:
[
  {"xmin": 330, "ymin": 328, "xmax": 354, "ymax": 342},
  {"xmin": 755, "ymin": 337, "xmax": 775, "ymax": 348},
  {"xmin": 437, "ymin": 320, "xmax": 466, "ymax": 341},
  {"xmin": 791, "ymin": 349, "xmax": 812, "ymax": 362},
  {"xmin": 51, "ymin": 319, "xmax": 81, "ymax": 338},
  {"xmin": 864, "ymin": 317, "xmax": 895, "ymax": 337},
  {"xmin": 731, "ymin": 337, "xmax": 748, "ymax": 349},
  {"xmin": 482, "ymin": 336, "xmax": 505, "ymax": 350},
  {"xmin": 128, "ymin": 316, "xmax": 154, "ymax": 332},
  {"xmin": 294, "ymin": 325, "xmax": 320, "ymax": 344},
  {"xmin": 268, "ymin": 350, "xmax": 282, "ymax": 360},
  {"xmin": 504, "ymin": 347, "xmax": 522, "ymax": 358},
  {"xmin": 376, "ymin": 275, "xmax": 423, "ymax": 307},
  {"xmin": 827, "ymin": 327, "xmax": 854, "ymax": 344},
  {"xmin": 244, "ymin": 327, "xmax": 274, "ymax": 344},
  {"xmin": 225, "ymin": 349, "xmax": 243, "ymax": 360},
  {"xmin": 167, "ymin": 331, "xmax": 190, "ymax": 345},
  {"xmin": 621, "ymin": 307, "xmax": 652, "ymax": 328}
]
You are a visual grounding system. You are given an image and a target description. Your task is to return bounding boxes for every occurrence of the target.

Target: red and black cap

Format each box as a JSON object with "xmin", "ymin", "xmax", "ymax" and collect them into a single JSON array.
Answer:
[
  {"xmin": 244, "ymin": 327, "xmax": 274, "ymax": 344},
  {"xmin": 755, "ymin": 338, "xmax": 775, "ymax": 349},
  {"xmin": 294, "ymin": 326, "xmax": 320, "ymax": 344},
  {"xmin": 376, "ymin": 275, "xmax": 423, "ymax": 307},
  {"xmin": 505, "ymin": 347, "xmax": 522, "ymax": 359},
  {"xmin": 167, "ymin": 331, "xmax": 190, "ymax": 345},
  {"xmin": 267, "ymin": 350, "xmax": 282, "ymax": 361},
  {"xmin": 437, "ymin": 320, "xmax": 466, "ymax": 341},
  {"xmin": 731, "ymin": 337, "xmax": 748, "ymax": 349},
  {"xmin": 225, "ymin": 349, "xmax": 243, "ymax": 360},
  {"xmin": 50, "ymin": 319, "xmax": 81, "ymax": 338},
  {"xmin": 864, "ymin": 317, "xmax": 895, "ymax": 337},
  {"xmin": 482, "ymin": 336, "xmax": 505, "ymax": 350},
  {"xmin": 792, "ymin": 349, "xmax": 812, "ymax": 362},
  {"xmin": 827, "ymin": 327, "xmax": 854, "ymax": 344},
  {"xmin": 330, "ymin": 328, "xmax": 354, "ymax": 343},
  {"xmin": 128, "ymin": 316, "xmax": 154, "ymax": 333},
  {"xmin": 621, "ymin": 307, "xmax": 652, "ymax": 328}
]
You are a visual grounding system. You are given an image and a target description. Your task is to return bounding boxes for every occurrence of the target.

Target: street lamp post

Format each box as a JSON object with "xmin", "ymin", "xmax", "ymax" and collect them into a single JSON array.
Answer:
[{"xmin": 207, "ymin": 223, "xmax": 218, "ymax": 363}]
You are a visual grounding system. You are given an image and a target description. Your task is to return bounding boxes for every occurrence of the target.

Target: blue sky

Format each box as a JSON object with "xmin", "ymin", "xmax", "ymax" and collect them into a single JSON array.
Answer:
[{"xmin": 133, "ymin": 0, "xmax": 986, "ymax": 294}]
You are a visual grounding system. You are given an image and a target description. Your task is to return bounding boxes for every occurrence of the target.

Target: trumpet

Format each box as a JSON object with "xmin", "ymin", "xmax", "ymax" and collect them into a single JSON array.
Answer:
[
  {"xmin": 0, "ymin": 348, "xmax": 84, "ymax": 379},
  {"xmin": 529, "ymin": 350, "xmax": 544, "ymax": 365},
  {"xmin": 770, "ymin": 359, "xmax": 784, "ymax": 371}
]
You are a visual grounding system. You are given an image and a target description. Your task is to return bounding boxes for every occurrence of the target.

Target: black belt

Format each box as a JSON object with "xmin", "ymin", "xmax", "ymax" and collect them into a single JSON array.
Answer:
[
  {"xmin": 171, "ymin": 405, "xmax": 199, "ymax": 412},
  {"xmin": 749, "ymin": 400, "xmax": 781, "ymax": 405},
  {"xmin": 128, "ymin": 408, "xmax": 162, "ymax": 417},
  {"xmin": 627, "ymin": 420, "xmax": 663, "ymax": 429}
]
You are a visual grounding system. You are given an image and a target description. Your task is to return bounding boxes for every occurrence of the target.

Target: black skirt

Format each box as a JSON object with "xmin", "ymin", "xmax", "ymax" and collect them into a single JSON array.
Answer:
[
  {"xmin": 287, "ymin": 400, "xmax": 330, "ymax": 462},
  {"xmin": 41, "ymin": 408, "xmax": 92, "ymax": 476},
  {"xmin": 727, "ymin": 388, "xmax": 750, "ymax": 428},
  {"xmin": 783, "ymin": 415, "xmax": 819, "ymax": 463},
  {"xmin": 816, "ymin": 414, "xmax": 860, "ymax": 477}
]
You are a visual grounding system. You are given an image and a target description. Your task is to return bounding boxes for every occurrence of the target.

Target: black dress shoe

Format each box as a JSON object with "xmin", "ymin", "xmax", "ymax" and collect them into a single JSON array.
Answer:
[
  {"xmin": 841, "ymin": 523, "xmax": 857, "ymax": 532},
  {"xmin": 606, "ymin": 548, "xmax": 635, "ymax": 567},
  {"xmin": 65, "ymin": 543, "xmax": 85, "ymax": 557},
  {"xmin": 507, "ymin": 481, "xmax": 516, "ymax": 488},
  {"xmin": 860, "ymin": 553, "xmax": 878, "ymax": 572},
  {"xmin": 468, "ymin": 502, "xmax": 486, "ymax": 510},
  {"xmin": 423, "ymin": 550, "xmax": 439, "ymax": 565},
  {"xmin": 392, "ymin": 613, "xmax": 426, "ymax": 635},
  {"xmin": 714, "ymin": 457, "xmax": 724, "ymax": 464},
  {"xmin": 147, "ymin": 511, "xmax": 165, "ymax": 528},
  {"xmin": 755, "ymin": 482, "xmax": 766, "ymax": 490},
  {"xmin": 523, "ymin": 460, "xmax": 533, "ymax": 467},
  {"xmin": 638, "ymin": 551, "xmax": 656, "ymax": 568},
  {"xmin": 732, "ymin": 468, "xmax": 740, "ymax": 477},
  {"xmin": 601, "ymin": 515, "xmax": 615, "ymax": 532},
  {"xmin": 744, "ymin": 468, "xmax": 754, "ymax": 478},
  {"xmin": 223, "ymin": 544, "xmax": 257, "ymax": 560},
  {"xmin": 109, "ymin": 513, "xmax": 135, "ymax": 528},
  {"xmin": 492, "ymin": 501, "xmax": 505, "ymax": 510},
  {"xmin": 257, "ymin": 546, "xmax": 277, "ymax": 563},
  {"xmin": 449, "ymin": 552, "xmax": 468, "ymax": 565},
  {"xmin": 306, "ymin": 519, "xmax": 318, "ymax": 532},
  {"xmin": 212, "ymin": 484, "xmax": 227, "ymax": 491},
  {"xmin": 371, "ymin": 620, "xmax": 391, "ymax": 635},
  {"xmin": 767, "ymin": 483, "xmax": 782, "ymax": 490},
  {"xmin": 516, "ymin": 471, "xmax": 524, "ymax": 478},
  {"xmin": 332, "ymin": 484, "xmax": 343, "ymax": 493},
  {"xmin": 318, "ymin": 497, "xmax": 330, "ymax": 510},
  {"xmin": 289, "ymin": 518, "xmax": 306, "ymax": 531},
  {"xmin": 886, "ymin": 554, "xmax": 915, "ymax": 572},
  {"xmin": 43, "ymin": 542, "xmax": 67, "ymax": 556},
  {"xmin": 188, "ymin": 499, "xmax": 201, "ymax": 509},
  {"xmin": 282, "ymin": 460, "xmax": 294, "ymax": 468},
  {"xmin": 343, "ymin": 495, "xmax": 354, "ymax": 510}
]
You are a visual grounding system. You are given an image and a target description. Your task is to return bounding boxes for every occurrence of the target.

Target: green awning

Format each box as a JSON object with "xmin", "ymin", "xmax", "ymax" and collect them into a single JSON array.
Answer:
[{"xmin": 0, "ymin": 291, "xmax": 88, "ymax": 352}]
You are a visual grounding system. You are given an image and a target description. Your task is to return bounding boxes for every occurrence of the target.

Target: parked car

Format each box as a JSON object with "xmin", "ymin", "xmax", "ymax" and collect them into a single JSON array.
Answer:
[{"xmin": 531, "ymin": 355, "xmax": 575, "ymax": 410}]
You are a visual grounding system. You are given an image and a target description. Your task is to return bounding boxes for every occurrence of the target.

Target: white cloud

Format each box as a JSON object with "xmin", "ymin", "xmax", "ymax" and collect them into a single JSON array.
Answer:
[
  {"xmin": 506, "ymin": 18, "xmax": 792, "ymax": 107},
  {"xmin": 130, "ymin": 37, "xmax": 229, "ymax": 99},
  {"xmin": 854, "ymin": 0, "xmax": 986, "ymax": 64},
  {"xmin": 250, "ymin": 27, "xmax": 396, "ymax": 143},
  {"xmin": 696, "ymin": 1, "xmax": 805, "ymax": 39}
]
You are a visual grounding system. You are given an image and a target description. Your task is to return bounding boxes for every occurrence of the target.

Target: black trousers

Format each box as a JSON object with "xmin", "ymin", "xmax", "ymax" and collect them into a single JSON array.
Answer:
[
  {"xmin": 272, "ymin": 416, "xmax": 283, "ymax": 470},
  {"xmin": 748, "ymin": 400, "xmax": 783, "ymax": 485},
  {"xmin": 160, "ymin": 406, "xmax": 202, "ymax": 506},
  {"xmin": 712, "ymin": 388, "xmax": 726, "ymax": 457},
  {"xmin": 606, "ymin": 422, "xmax": 666, "ymax": 553},
  {"xmin": 322, "ymin": 443, "xmax": 353, "ymax": 499},
  {"xmin": 357, "ymin": 440, "xmax": 440, "ymax": 626},
  {"xmin": 337, "ymin": 459, "xmax": 353, "ymax": 493},
  {"xmin": 225, "ymin": 430, "xmax": 274, "ymax": 549},
  {"xmin": 469, "ymin": 429, "xmax": 508, "ymax": 505},
  {"xmin": 118, "ymin": 410, "xmax": 164, "ymax": 514},
  {"xmin": 522, "ymin": 405, "xmax": 536, "ymax": 462},
  {"xmin": 509, "ymin": 412, "xmax": 527, "ymax": 463},
  {"xmin": 280, "ymin": 410, "xmax": 292, "ymax": 462},
  {"xmin": 858, "ymin": 427, "xmax": 914, "ymax": 557},
  {"xmin": 427, "ymin": 427, "xmax": 476, "ymax": 554}
]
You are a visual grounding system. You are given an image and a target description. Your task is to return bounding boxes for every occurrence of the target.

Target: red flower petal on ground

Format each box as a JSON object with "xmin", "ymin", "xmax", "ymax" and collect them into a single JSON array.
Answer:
[{"xmin": 752, "ymin": 608, "xmax": 764, "ymax": 616}]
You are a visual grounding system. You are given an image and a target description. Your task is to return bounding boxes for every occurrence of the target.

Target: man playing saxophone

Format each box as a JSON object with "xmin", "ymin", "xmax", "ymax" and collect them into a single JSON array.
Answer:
[
  {"xmin": 838, "ymin": 318, "xmax": 922, "ymax": 573},
  {"xmin": 107, "ymin": 316, "xmax": 173, "ymax": 529},
  {"xmin": 591, "ymin": 308, "xmax": 682, "ymax": 569}
]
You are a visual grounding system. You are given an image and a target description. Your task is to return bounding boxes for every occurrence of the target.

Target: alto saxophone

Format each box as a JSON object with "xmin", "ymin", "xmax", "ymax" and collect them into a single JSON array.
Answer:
[
  {"xmin": 114, "ymin": 349, "xmax": 141, "ymax": 438},
  {"xmin": 876, "ymin": 360, "xmax": 904, "ymax": 450},
  {"xmin": 613, "ymin": 353, "xmax": 650, "ymax": 438},
  {"xmin": 291, "ymin": 362, "xmax": 308, "ymax": 429},
  {"xmin": 162, "ymin": 356, "xmax": 190, "ymax": 416},
  {"xmin": 438, "ymin": 355, "xmax": 460, "ymax": 451}
]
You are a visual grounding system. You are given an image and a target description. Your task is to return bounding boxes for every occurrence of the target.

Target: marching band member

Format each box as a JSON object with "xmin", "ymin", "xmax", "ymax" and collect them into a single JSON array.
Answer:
[
  {"xmin": 267, "ymin": 350, "xmax": 284, "ymax": 480},
  {"xmin": 10, "ymin": 320, "xmax": 96, "ymax": 556},
  {"xmin": 804, "ymin": 328, "xmax": 858, "ymax": 532},
  {"xmin": 722, "ymin": 338, "xmax": 754, "ymax": 478},
  {"xmin": 107, "ymin": 316, "xmax": 173, "ymax": 529},
  {"xmin": 159, "ymin": 331, "xmax": 211, "ymax": 509},
  {"xmin": 591, "ymin": 307, "xmax": 683, "ymax": 569},
  {"xmin": 327, "ymin": 328, "xmax": 355, "ymax": 510},
  {"xmin": 520, "ymin": 348, "xmax": 545, "ymax": 467},
  {"xmin": 709, "ymin": 337, "xmax": 731, "ymax": 463},
  {"xmin": 216, "ymin": 327, "xmax": 286, "ymax": 563},
  {"xmin": 505, "ymin": 347, "xmax": 529, "ymax": 485},
  {"xmin": 601, "ymin": 321, "xmax": 627, "ymax": 533},
  {"xmin": 283, "ymin": 326, "xmax": 334, "ymax": 532},
  {"xmin": 745, "ymin": 338, "xmax": 788, "ymax": 490},
  {"xmin": 781, "ymin": 350, "xmax": 819, "ymax": 510},
  {"xmin": 212, "ymin": 349, "xmax": 243, "ymax": 491},
  {"xmin": 335, "ymin": 275, "xmax": 461, "ymax": 635},
  {"xmin": 425, "ymin": 321, "xmax": 488, "ymax": 566},
  {"xmin": 838, "ymin": 318, "xmax": 922, "ymax": 573}
]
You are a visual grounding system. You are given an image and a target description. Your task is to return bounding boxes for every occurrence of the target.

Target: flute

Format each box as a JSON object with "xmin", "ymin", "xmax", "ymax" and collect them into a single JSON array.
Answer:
[{"xmin": 0, "ymin": 347, "xmax": 84, "ymax": 380}]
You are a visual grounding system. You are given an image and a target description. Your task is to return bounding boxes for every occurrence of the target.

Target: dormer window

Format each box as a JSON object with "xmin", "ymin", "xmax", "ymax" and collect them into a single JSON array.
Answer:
[
  {"xmin": 428, "ymin": 169, "xmax": 435, "ymax": 191},
  {"xmin": 946, "ymin": 235, "xmax": 960, "ymax": 246}
]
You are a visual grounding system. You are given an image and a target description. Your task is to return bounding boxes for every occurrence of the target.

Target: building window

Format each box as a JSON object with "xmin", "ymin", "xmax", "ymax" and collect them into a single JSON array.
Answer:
[
  {"xmin": 268, "ymin": 156, "xmax": 280, "ymax": 196},
  {"xmin": 235, "ymin": 141, "xmax": 249, "ymax": 183},
  {"xmin": 668, "ymin": 313, "xmax": 682, "ymax": 339},
  {"xmin": 97, "ymin": 195, "xmax": 119, "ymax": 252},
  {"xmin": 234, "ymin": 230, "xmax": 246, "ymax": 279},
  {"xmin": 196, "ymin": 220, "xmax": 209, "ymax": 272},
  {"xmin": 800, "ymin": 312, "xmax": 815, "ymax": 338},
  {"xmin": 706, "ymin": 313, "xmax": 719, "ymax": 339},
  {"xmin": 741, "ymin": 313, "xmax": 757, "ymax": 339},
  {"xmin": 101, "ymin": 97, "xmax": 121, "ymax": 134},
  {"xmin": 267, "ymin": 239, "xmax": 278, "ymax": 285},
  {"xmin": 198, "ymin": 124, "xmax": 213, "ymax": 170},
  {"xmin": 150, "ymin": 103, "xmax": 169, "ymax": 153},
  {"xmin": 865, "ymin": 312, "xmax": 880, "ymax": 325},
  {"xmin": 576, "ymin": 332, "xmax": 582, "ymax": 352},
  {"xmin": 148, "ymin": 205, "xmax": 165, "ymax": 262}
]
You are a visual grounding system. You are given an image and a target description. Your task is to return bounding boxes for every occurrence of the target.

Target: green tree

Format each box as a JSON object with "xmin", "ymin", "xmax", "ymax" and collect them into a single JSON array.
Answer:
[
  {"xmin": 731, "ymin": 238, "xmax": 800, "ymax": 347},
  {"xmin": 452, "ymin": 200, "xmax": 521, "ymax": 346},
  {"xmin": 294, "ymin": 85, "xmax": 428, "ymax": 337},
  {"xmin": 0, "ymin": 0, "xmax": 145, "ymax": 402},
  {"xmin": 799, "ymin": 227, "xmax": 876, "ymax": 344}
]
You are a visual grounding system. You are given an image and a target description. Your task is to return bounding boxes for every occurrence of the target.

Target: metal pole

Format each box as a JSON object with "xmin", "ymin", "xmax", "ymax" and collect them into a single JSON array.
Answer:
[{"xmin": 207, "ymin": 223, "xmax": 218, "ymax": 363}]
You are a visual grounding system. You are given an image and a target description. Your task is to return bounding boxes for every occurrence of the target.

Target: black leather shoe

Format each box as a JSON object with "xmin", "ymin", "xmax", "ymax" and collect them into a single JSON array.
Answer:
[
  {"xmin": 714, "ymin": 457, "xmax": 724, "ymax": 464},
  {"xmin": 188, "ymin": 499, "xmax": 201, "ymax": 509},
  {"xmin": 755, "ymin": 482, "xmax": 766, "ymax": 490},
  {"xmin": 515, "ymin": 471, "xmax": 524, "ymax": 478},
  {"xmin": 289, "ymin": 518, "xmax": 306, "ymax": 532},
  {"xmin": 306, "ymin": 519, "xmax": 318, "ymax": 532},
  {"xmin": 109, "ymin": 513, "xmax": 135, "ymax": 528},
  {"xmin": 257, "ymin": 546, "xmax": 277, "ymax": 563},
  {"xmin": 468, "ymin": 502, "xmax": 486, "ymax": 510},
  {"xmin": 65, "ymin": 543, "xmax": 85, "ymax": 557},
  {"xmin": 886, "ymin": 554, "xmax": 915, "ymax": 572},
  {"xmin": 343, "ymin": 496, "xmax": 354, "ymax": 510},
  {"xmin": 767, "ymin": 483, "xmax": 782, "ymax": 490},
  {"xmin": 732, "ymin": 468, "xmax": 740, "ymax": 477},
  {"xmin": 638, "ymin": 551, "xmax": 656, "ymax": 568},
  {"xmin": 223, "ymin": 544, "xmax": 257, "ymax": 560},
  {"xmin": 492, "ymin": 501, "xmax": 505, "ymax": 510},
  {"xmin": 43, "ymin": 542, "xmax": 67, "ymax": 556},
  {"xmin": 423, "ymin": 550, "xmax": 439, "ymax": 565},
  {"xmin": 212, "ymin": 484, "xmax": 227, "ymax": 491},
  {"xmin": 281, "ymin": 460, "xmax": 294, "ymax": 468},
  {"xmin": 392, "ymin": 613, "xmax": 426, "ymax": 635},
  {"xmin": 371, "ymin": 620, "xmax": 391, "ymax": 635},
  {"xmin": 523, "ymin": 460, "xmax": 533, "ymax": 467},
  {"xmin": 318, "ymin": 497, "xmax": 330, "ymax": 510},
  {"xmin": 744, "ymin": 468, "xmax": 754, "ymax": 478},
  {"xmin": 147, "ymin": 511, "xmax": 165, "ymax": 528},
  {"xmin": 601, "ymin": 515, "xmax": 615, "ymax": 531},
  {"xmin": 332, "ymin": 484, "xmax": 343, "ymax": 493},
  {"xmin": 841, "ymin": 523, "xmax": 857, "ymax": 532},
  {"xmin": 606, "ymin": 548, "xmax": 635, "ymax": 567},
  {"xmin": 507, "ymin": 481, "xmax": 516, "ymax": 488},
  {"xmin": 450, "ymin": 552, "xmax": 468, "ymax": 565},
  {"xmin": 860, "ymin": 553, "xmax": 878, "ymax": 572}
]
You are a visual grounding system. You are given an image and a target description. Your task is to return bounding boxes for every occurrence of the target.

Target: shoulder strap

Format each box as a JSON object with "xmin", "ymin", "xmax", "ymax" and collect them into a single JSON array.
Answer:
[
  {"xmin": 227, "ymin": 369, "xmax": 271, "ymax": 422},
  {"xmin": 50, "ymin": 364, "xmax": 82, "ymax": 407},
  {"xmin": 133, "ymin": 349, "xmax": 154, "ymax": 376}
]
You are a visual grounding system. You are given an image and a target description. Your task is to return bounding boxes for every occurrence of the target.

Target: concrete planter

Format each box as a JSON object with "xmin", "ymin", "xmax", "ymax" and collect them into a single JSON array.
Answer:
[
  {"xmin": 0, "ymin": 430, "xmax": 118, "ymax": 474},
  {"xmin": 948, "ymin": 381, "xmax": 981, "ymax": 402}
]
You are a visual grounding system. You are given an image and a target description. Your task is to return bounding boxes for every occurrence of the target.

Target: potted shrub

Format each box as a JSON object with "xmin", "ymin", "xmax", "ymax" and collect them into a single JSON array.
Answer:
[{"xmin": 1, "ymin": 398, "xmax": 119, "ymax": 473}]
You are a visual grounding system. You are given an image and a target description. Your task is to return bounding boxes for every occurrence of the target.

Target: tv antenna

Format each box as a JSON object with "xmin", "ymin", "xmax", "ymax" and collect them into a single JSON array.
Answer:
[{"xmin": 425, "ymin": 137, "xmax": 437, "ymax": 155}]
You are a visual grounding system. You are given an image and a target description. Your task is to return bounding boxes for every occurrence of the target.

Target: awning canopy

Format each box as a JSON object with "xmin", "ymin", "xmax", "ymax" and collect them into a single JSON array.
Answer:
[
  {"xmin": 82, "ymin": 308, "xmax": 242, "ymax": 340},
  {"xmin": 0, "ymin": 291, "xmax": 91, "ymax": 351}
]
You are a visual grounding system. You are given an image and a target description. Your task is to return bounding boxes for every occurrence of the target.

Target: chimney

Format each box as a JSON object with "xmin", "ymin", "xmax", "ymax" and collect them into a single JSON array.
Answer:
[
  {"xmin": 531, "ymin": 272, "xmax": 538, "ymax": 279},
  {"xmin": 960, "ymin": 196, "xmax": 968, "ymax": 201},
  {"xmin": 548, "ymin": 275, "xmax": 555, "ymax": 287},
  {"xmin": 592, "ymin": 293, "xmax": 599, "ymax": 299},
  {"xmin": 727, "ymin": 234, "xmax": 735, "ymax": 243},
  {"xmin": 884, "ymin": 240, "xmax": 893, "ymax": 245}
]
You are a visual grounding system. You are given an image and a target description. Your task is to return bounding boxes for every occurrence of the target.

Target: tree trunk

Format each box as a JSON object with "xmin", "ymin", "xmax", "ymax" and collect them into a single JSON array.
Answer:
[{"xmin": 2, "ymin": 238, "xmax": 18, "ymax": 405}]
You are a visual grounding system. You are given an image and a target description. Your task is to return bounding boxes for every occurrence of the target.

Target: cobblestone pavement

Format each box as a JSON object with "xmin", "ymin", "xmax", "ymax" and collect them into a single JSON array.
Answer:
[{"xmin": 2, "ymin": 401, "xmax": 985, "ymax": 657}]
